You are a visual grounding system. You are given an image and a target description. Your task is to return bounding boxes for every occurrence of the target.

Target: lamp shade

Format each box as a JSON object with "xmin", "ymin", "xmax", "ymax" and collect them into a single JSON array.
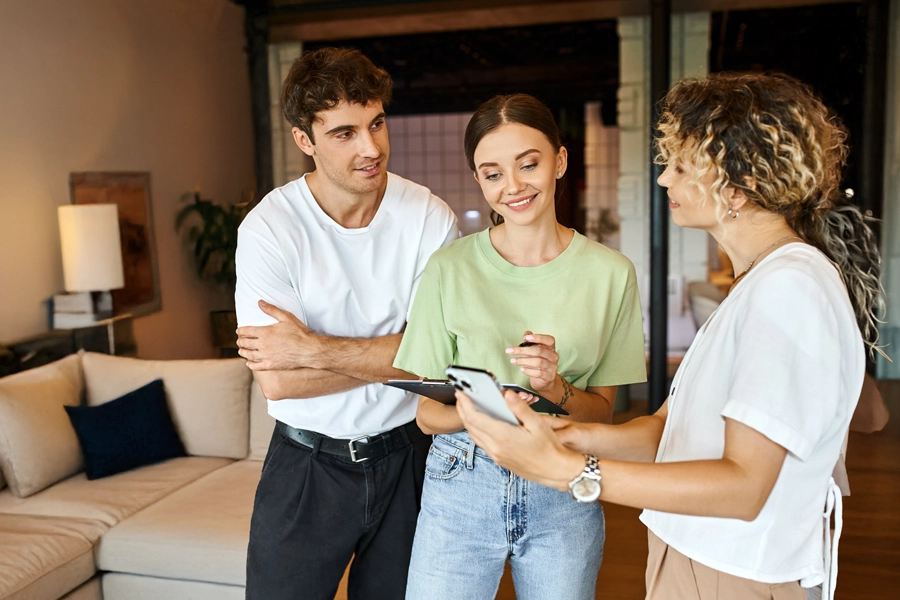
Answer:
[{"xmin": 58, "ymin": 204, "xmax": 125, "ymax": 292}]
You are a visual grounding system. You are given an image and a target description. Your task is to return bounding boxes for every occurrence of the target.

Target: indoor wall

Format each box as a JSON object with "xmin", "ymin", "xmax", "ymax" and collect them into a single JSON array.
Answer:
[{"xmin": 0, "ymin": 0, "xmax": 254, "ymax": 359}]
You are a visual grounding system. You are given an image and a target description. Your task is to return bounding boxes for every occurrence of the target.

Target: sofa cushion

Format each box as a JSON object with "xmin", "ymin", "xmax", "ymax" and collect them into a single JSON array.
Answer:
[
  {"xmin": 248, "ymin": 380, "xmax": 275, "ymax": 461},
  {"xmin": 102, "ymin": 573, "xmax": 245, "ymax": 600},
  {"xmin": 0, "ymin": 456, "xmax": 232, "ymax": 529},
  {"xmin": 0, "ymin": 354, "xmax": 84, "ymax": 498},
  {"xmin": 81, "ymin": 353, "xmax": 251, "ymax": 459},
  {"xmin": 60, "ymin": 577, "xmax": 101, "ymax": 600},
  {"xmin": 5, "ymin": 352, "xmax": 84, "ymax": 392},
  {"xmin": 66, "ymin": 379, "xmax": 186, "ymax": 480},
  {"xmin": 97, "ymin": 460, "xmax": 261, "ymax": 585},
  {"xmin": 0, "ymin": 513, "xmax": 104, "ymax": 600}
]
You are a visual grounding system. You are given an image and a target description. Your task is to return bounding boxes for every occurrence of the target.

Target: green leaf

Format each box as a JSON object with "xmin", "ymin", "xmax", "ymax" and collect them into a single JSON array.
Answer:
[{"xmin": 174, "ymin": 189, "xmax": 252, "ymax": 290}]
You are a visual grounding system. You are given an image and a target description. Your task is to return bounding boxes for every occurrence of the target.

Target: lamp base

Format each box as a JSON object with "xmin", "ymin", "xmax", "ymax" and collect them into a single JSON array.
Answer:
[
  {"xmin": 93, "ymin": 291, "xmax": 114, "ymax": 320},
  {"xmin": 52, "ymin": 291, "xmax": 114, "ymax": 329}
]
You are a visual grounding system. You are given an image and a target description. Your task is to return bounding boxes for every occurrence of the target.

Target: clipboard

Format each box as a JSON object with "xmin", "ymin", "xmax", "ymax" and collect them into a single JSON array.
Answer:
[{"xmin": 387, "ymin": 378, "xmax": 569, "ymax": 416}]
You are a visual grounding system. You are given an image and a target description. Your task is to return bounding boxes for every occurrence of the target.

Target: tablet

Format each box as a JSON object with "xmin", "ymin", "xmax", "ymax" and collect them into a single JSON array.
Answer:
[{"xmin": 386, "ymin": 378, "xmax": 569, "ymax": 416}]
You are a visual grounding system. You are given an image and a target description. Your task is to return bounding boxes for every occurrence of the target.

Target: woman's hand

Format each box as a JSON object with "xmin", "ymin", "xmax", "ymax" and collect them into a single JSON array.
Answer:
[
  {"xmin": 547, "ymin": 418, "xmax": 600, "ymax": 454},
  {"xmin": 506, "ymin": 332, "xmax": 560, "ymax": 395},
  {"xmin": 416, "ymin": 396, "xmax": 464, "ymax": 435},
  {"xmin": 456, "ymin": 389, "xmax": 584, "ymax": 491}
]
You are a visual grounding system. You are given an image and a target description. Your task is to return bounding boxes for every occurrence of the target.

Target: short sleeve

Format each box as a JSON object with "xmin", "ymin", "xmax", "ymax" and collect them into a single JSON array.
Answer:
[
  {"xmin": 408, "ymin": 197, "xmax": 458, "ymax": 318},
  {"xmin": 587, "ymin": 266, "xmax": 648, "ymax": 387},
  {"xmin": 393, "ymin": 257, "xmax": 456, "ymax": 379},
  {"xmin": 234, "ymin": 223, "xmax": 304, "ymax": 328},
  {"xmin": 720, "ymin": 268, "xmax": 841, "ymax": 461}
]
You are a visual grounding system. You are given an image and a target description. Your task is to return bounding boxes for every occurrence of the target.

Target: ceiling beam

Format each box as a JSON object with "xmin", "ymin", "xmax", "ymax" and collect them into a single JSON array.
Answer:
[{"xmin": 270, "ymin": 0, "xmax": 857, "ymax": 42}]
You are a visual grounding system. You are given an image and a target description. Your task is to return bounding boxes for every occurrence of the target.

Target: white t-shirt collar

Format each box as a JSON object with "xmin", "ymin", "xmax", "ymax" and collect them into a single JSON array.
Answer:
[{"xmin": 298, "ymin": 172, "xmax": 399, "ymax": 235}]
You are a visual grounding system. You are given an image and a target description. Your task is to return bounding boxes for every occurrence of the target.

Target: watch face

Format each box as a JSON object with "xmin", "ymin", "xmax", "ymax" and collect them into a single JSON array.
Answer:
[{"xmin": 572, "ymin": 476, "xmax": 601, "ymax": 502}]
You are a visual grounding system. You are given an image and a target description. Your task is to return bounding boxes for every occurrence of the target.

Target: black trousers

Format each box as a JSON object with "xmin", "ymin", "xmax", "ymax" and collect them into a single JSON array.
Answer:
[{"xmin": 246, "ymin": 422, "xmax": 430, "ymax": 600}]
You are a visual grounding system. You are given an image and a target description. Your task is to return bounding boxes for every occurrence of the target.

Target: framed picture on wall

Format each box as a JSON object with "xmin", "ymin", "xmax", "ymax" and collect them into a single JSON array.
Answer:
[{"xmin": 69, "ymin": 172, "xmax": 161, "ymax": 317}]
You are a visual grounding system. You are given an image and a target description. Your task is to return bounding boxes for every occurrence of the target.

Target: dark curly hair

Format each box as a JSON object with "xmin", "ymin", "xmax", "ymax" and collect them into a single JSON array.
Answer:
[{"xmin": 281, "ymin": 47, "xmax": 393, "ymax": 143}]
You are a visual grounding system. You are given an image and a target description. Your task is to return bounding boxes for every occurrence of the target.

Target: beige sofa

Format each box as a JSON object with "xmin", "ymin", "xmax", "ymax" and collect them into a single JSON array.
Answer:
[{"xmin": 0, "ymin": 351, "xmax": 281, "ymax": 600}]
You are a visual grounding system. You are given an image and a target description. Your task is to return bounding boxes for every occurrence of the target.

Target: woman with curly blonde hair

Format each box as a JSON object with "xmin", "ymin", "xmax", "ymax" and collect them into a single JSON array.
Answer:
[{"xmin": 454, "ymin": 72, "xmax": 886, "ymax": 600}]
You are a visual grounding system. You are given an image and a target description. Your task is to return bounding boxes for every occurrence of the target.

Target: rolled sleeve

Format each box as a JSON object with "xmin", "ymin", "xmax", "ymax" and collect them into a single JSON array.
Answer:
[
  {"xmin": 724, "ymin": 266, "xmax": 841, "ymax": 461},
  {"xmin": 721, "ymin": 399, "xmax": 815, "ymax": 460}
]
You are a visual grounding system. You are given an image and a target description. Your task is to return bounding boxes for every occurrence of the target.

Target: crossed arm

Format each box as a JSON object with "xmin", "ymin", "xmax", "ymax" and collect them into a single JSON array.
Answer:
[
  {"xmin": 236, "ymin": 300, "xmax": 412, "ymax": 400},
  {"xmin": 458, "ymin": 394, "xmax": 788, "ymax": 522}
]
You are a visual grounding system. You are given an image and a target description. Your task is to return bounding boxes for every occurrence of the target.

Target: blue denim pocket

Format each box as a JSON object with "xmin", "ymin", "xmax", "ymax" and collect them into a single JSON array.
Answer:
[{"xmin": 424, "ymin": 441, "xmax": 464, "ymax": 480}]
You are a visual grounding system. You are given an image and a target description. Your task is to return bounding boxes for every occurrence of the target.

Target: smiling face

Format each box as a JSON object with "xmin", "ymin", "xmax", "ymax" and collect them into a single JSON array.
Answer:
[
  {"xmin": 293, "ymin": 100, "xmax": 390, "ymax": 196},
  {"xmin": 657, "ymin": 152, "xmax": 730, "ymax": 232},
  {"xmin": 472, "ymin": 123, "xmax": 566, "ymax": 227}
]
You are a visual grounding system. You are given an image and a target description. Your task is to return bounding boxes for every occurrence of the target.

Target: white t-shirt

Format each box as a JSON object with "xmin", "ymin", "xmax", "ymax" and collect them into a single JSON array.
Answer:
[
  {"xmin": 640, "ymin": 243, "xmax": 864, "ymax": 586},
  {"xmin": 235, "ymin": 173, "xmax": 458, "ymax": 438}
]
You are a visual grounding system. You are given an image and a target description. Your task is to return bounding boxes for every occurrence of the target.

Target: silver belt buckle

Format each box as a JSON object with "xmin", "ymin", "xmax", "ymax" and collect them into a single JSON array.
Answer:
[{"xmin": 348, "ymin": 436, "xmax": 370, "ymax": 462}]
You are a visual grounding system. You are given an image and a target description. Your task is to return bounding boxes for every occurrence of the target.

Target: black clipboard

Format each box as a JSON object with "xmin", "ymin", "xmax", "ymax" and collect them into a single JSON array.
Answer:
[{"xmin": 387, "ymin": 378, "xmax": 569, "ymax": 416}]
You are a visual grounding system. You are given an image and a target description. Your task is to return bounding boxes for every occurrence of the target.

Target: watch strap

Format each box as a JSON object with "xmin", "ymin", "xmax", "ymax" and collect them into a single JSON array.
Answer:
[{"xmin": 568, "ymin": 454, "xmax": 602, "ymax": 502}]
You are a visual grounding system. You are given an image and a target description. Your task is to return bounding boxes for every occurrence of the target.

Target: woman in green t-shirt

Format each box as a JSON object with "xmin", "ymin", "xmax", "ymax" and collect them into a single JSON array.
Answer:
[{"xmin": 394, "ymin": 94, "xmax": 647, "ymax": 600}]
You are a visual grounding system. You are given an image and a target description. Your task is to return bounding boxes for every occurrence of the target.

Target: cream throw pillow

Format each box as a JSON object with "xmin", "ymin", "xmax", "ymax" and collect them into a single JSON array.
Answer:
[
  {"xmin": 81, "ymin": 353, "xmax": 251, "ymax": 459},
  {"xmin": 0, "ymin": 354, "xmax": 84, "ymax": 497}
]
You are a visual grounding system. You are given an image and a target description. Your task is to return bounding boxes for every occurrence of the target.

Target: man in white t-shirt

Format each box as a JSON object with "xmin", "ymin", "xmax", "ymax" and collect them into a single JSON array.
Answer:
[{"xmin": 234, "ymin": 48, "xmax": 458, "ymax": 600}]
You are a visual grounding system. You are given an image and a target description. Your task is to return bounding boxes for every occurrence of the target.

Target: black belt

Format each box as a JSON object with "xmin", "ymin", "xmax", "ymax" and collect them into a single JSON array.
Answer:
[{"xmin": 277, "ymin": 420, "xmax": 428, "ymax": 463}]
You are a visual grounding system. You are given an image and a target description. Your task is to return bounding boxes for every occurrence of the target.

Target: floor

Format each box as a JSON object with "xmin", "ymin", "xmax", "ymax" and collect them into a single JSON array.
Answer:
[{"xmin": 494, "ymin": 380, "xmax": 900, "ymax": 599}]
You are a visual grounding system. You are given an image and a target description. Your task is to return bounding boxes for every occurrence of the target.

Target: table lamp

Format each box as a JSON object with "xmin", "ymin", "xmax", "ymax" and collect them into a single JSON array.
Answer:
[{"xmin": 55, "ymin": 204, "xmax": 125, "ymax": 329}]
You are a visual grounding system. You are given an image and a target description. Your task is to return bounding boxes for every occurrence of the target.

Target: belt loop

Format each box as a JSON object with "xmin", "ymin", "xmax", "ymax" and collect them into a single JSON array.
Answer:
[
  {"xmin": 465, "ymin": 439, "xmax": 476, "ymax": 470},
  {"xmin": 310, "ymin": 434, "xmax": 322, "ymax": 458}
]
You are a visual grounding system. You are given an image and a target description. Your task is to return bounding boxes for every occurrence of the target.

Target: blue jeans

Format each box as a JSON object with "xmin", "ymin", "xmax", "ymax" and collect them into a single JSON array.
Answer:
[{"xmin": 406, "ymin": 431, "xmax": 605, "ymax": 600}]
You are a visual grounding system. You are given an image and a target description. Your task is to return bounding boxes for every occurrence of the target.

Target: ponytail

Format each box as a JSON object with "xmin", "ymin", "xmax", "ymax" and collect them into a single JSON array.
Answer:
[{"xmin": 787, "ymin": 203, "xmax": 888, "ymax": 360}]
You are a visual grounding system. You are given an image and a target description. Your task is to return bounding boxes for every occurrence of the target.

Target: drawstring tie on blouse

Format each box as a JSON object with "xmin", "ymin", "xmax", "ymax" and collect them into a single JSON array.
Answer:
[{"xmin": 821, "ymin": 477, "xmax": 843, "ymax": 600}]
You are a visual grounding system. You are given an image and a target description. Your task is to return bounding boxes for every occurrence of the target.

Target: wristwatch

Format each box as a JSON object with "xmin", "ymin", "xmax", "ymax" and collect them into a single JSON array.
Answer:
[{"xmin": 568, "ymin": 454, "xmax": 602, "ymax": 503}]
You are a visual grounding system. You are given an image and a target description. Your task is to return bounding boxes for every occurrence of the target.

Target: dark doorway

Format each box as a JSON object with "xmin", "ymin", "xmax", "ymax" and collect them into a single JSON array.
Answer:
[
  {"xmin": 710, "ymin": 3, "xmax": 868, "ymax": 202},
  {"xmin": 304, "ymin": 20, "xmax": 620, "ymax": 231}
]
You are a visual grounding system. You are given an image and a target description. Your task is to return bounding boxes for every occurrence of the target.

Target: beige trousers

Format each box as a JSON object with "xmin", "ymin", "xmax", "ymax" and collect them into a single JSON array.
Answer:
[{"xmin": 645, "ymin": 530, "xmax": 806, "ymax": 600}]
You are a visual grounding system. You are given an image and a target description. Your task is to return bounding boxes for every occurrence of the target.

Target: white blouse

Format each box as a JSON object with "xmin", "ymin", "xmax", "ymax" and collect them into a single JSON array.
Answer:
[{"xmin": 640, "ymin": 244, "xmax": 864, "ymax": 596}]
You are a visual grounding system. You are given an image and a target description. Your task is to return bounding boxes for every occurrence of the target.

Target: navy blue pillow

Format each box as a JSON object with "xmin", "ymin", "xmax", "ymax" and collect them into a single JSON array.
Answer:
[{"xmin": 65, "ymin": 379, "xmax": 186, "ymax": 480}]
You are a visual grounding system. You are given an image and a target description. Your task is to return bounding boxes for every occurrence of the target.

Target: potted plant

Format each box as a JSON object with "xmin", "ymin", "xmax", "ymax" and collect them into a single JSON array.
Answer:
[{"xmin": 175, "ymin": 191, "xmax": 253, "ymax": 356}]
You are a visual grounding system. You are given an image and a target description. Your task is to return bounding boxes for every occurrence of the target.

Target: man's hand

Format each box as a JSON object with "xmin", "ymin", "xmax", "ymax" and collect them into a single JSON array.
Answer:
[{"xmin": 237, "ymin": 300, "xmax": 324, "ymax": 371}]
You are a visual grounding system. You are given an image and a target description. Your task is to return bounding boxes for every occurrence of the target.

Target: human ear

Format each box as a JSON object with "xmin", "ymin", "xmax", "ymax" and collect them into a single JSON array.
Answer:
[
  {"xmin": 556, "ymin": 146, "xmax": 568, "ymax": 178},
  {"xmin": 727, "ymin": 177, "xmax": 756, "ymax": 212},
  {"xmin": 728, "ymin": 188, "xmax": 749, "ymax": 213},
  {"xmin": 292, "ymin": 127, "xmax": 315, "ymax": 157}
]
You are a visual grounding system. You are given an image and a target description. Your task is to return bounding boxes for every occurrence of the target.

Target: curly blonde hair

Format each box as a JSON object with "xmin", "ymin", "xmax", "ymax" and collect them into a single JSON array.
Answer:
[{"xmin": 656, "ymin": 72, "xmax": 886, "ymax": 358}]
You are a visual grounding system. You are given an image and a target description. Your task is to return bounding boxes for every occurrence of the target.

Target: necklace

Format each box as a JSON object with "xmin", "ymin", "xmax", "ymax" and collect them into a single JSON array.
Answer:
[{"xmin": 730, "ymin": 235, "xmax": 803, "ymax": 290}]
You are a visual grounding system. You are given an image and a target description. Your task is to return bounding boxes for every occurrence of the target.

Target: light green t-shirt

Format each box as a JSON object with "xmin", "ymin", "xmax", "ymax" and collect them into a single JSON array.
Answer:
[{"xmin": 394, "ymin": 229, "xmax": 647, "ymax": 390}]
